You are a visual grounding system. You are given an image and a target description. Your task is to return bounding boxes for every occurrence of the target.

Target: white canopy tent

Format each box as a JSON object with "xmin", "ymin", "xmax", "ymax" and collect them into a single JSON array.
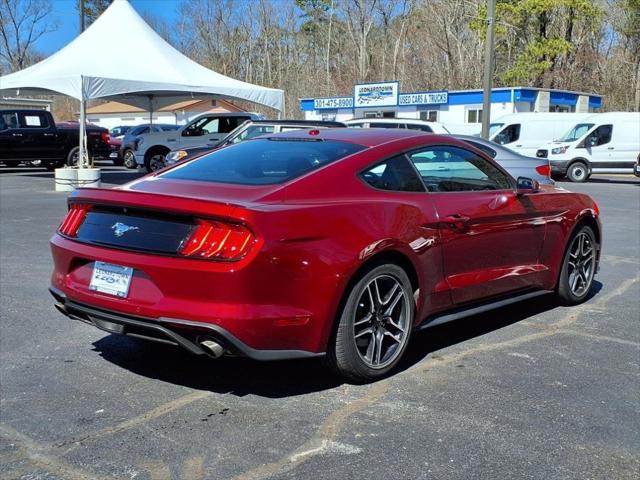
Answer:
[{"xmin": 0, "ymin": 0, "xmax": 284, "ymax": 166}]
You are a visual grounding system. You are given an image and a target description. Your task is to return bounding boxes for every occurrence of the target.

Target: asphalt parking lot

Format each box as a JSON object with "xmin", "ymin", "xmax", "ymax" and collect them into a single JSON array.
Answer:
[{"xmin": 1, "ymin": 165, "xmax": 638, "ymax": 480}]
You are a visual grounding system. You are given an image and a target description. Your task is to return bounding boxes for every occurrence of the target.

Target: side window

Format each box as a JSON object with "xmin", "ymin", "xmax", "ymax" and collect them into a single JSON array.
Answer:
[
  {"xmin": 586, "ymin": 124, "xmax": 612, "ymax": 146},
  {"xmin": 494, "ymin": 124, "xmax": 520, "ymax": 144},
  {"xmin": 19, "ymin": 112, "xmax": 48, "ymax": 128},
  {"xmin": 0, "ymin": 112, "xmax": 19, "ymax": 130},
  {"xmin": 406, "ymin": 123, "xmax": 433, "ymax": 132},
  {"xmin": 369, "ymin": 123, "xmax": 400, "ymax": 129},
  {"xmin": 183, "ymin": 117, "xmax": 218, "ymax": 136},
  {"xmin": 360, "ymin": 155, "xmax": 425, "ymax": 192},
  {"xmin": 408, "ymin": 146, "xmax": 512, "ymax": 192},
  {"xmin": 219, "ymin": 117, "xmax": 248, "ymax": 134},
  {"xmin": 231, "ymin": 125, "xmax": 275, "ymax": 144}
]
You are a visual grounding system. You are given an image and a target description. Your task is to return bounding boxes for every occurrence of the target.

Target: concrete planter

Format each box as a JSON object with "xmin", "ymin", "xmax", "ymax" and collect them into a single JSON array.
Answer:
[{"xmin": 54, "ymin": 167, "xmax": 101, "ymax": 192}]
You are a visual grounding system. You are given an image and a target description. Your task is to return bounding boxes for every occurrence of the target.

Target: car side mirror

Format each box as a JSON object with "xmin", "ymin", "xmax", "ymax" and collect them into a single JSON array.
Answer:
[{"xmin": 516, "ymin": 176, "xmax": 540, "ymax": 195}]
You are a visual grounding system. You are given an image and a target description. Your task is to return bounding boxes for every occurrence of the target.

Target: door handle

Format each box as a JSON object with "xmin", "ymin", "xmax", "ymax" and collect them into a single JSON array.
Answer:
[
  {"xmin": 607, "ymin": 147, "xmax": 614, "ymax": 150},
  {"xmin": 44, "ymin": 133, "xmax": 54, "ymax": 137},
  {"xmin": 12, "ymin": 133, "xmax": 23, "ymax": 137},
  {"xmin": 442, "ymin": 214, "xmax": 470, "ymax": 232},
  {"xmin": 515, "ymin": 144, "xmax": 522, "ymax": 147}
]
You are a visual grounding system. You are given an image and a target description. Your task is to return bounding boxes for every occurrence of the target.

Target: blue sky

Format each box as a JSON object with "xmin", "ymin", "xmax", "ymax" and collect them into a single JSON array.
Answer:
[{"xmin": 36, "ymin": 0, "xmax": 183, "ymax": 54}]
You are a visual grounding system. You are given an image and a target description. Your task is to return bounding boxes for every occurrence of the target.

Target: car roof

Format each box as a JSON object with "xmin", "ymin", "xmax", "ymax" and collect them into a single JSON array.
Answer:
[
  {"xmin": 262, "ymin": 127, "xmax": 432, "ymax": 147},
  {"xmin": 243, "ymin": 120, "xmax": 346, "ymax": 127},
  {"xmin": 345, "ymin": 118, "xmax": 444, "ymax": 126}
]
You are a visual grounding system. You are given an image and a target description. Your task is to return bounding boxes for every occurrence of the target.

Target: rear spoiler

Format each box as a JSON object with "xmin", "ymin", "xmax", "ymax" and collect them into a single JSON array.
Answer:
[{"xmin": 68, "ymin": 187, "xmax": 247, "ymax": 223}]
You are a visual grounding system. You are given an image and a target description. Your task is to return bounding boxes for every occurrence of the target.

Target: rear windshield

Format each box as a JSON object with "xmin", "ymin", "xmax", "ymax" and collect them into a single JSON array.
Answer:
[{"xmin": 160, "ymin": 138, "xmax": 366, "ymax": 185}]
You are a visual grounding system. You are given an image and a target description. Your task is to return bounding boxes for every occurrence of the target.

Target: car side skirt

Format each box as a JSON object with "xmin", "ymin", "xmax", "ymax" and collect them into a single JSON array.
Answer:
[{"xmin": 416, "ymin": 289, "xmax": 553, "ymax": 331}]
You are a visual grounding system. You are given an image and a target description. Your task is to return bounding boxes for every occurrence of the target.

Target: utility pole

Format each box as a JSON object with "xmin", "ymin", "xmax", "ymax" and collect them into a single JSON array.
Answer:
[
  {"xmin": 481, "ymin": 0, "xmax": 496, "ymax": 139},
  {"xmin": 80, "ymin": 0, "xmax": 85, "ymax": 32}
]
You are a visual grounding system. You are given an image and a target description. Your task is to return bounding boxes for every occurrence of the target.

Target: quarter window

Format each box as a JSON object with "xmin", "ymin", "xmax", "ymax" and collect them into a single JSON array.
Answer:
[
  {"xmin": 408, "ymin": 146, "xmax": 511, "ymax": 192},
  {"xmin": 361, "ymin": 155, "xmax": 425, "ymax": 192}
]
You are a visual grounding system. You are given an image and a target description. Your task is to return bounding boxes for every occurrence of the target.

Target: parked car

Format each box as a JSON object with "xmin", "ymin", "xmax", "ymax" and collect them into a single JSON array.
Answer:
[
  {"xmin": 135, "ymin": 112, "xmax": 261, "ymax": 172},
  {"xmin": 345, "ymin": 118, "xmax": 450, "ymax": 133},
  {"xmin": 165, "ymin": 120, "xmax": 347, "ymax": 166},
  {"xmin": 453, "ymin": 135, "xmax": 552, "ymax": 185},
  {"xmin": 109, "ymin": 126, "xmax": 131, "ymax": 138},
  {"xmin": 119, "ymin": 123, "xmax": 179, "ymax": 169},
  {"xmin": 0, "ymin": 110, "xmax": 111, "ymax": 170},
  {"xmin": 50, "ymin": 128, "xmax": 600, "ymax": 382},
  {"xmin": 536, "ymin": 112, "xmax": 640, "ymax": 182},
  {"xmin": 489, "ymin": 112, "xmax": 593, "ymax": 157},
  {"xmin": 108, "ymin": 136, "xmax": 123, "ymax": 165}
]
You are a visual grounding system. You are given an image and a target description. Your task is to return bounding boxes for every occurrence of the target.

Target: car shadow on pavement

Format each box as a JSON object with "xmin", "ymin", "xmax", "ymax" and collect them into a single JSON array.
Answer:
[{"xmin": 91, "ymin": 282, "xmax": 602, "ymax": 396}]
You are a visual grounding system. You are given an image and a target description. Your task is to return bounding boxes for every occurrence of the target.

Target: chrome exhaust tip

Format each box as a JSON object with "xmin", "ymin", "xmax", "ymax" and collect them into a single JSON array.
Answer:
[{"xmin": 199, "ymin": 338, "xmax": 225, "ymax": 359}]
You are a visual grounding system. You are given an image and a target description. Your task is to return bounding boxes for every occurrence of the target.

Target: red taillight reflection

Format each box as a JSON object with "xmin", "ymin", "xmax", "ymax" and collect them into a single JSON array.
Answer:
[
  {"xmin": 179, "ymin": 219, "xmax": 255, "ymax": 260},
  {"xmin": 58, "ymin": 204, "xmax": 90, "ymax": 237},
  {"xmin": 536, "ymin": 164, "xmax": 551, "ymax": 177},
  {"xmin": 101, "ymin": 131, "xmax": 110, "ymax": 143}
]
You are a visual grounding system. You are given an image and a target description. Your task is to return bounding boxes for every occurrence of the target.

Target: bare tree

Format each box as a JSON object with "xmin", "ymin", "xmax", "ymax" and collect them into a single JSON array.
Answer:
[{"xmin": 0, "ymin": 0, "xmax": 57, "ymax": 73}]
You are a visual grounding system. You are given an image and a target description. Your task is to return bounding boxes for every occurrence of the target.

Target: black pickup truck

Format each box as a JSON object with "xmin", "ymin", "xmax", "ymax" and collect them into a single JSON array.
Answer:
[{"xmin": 0, "ymin": 109, "xmax": 111, "ymax": 170}]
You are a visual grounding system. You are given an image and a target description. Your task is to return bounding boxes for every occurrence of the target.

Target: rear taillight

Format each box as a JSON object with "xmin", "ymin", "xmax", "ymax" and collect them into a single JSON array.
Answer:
[
  {"xmin": 101, "ymin": 131, "xmax": 110, "ymax": 143},
  {"xmin": 58, "ymin": 204, "xmax": 90, "ymax": 237},
  {"xmin": 179, "ymin": 219, "xmax": 256, "ymax": 260},
  {"xmin": 535, "ymin": 164, "xmax": 551, "ymax": 177}
]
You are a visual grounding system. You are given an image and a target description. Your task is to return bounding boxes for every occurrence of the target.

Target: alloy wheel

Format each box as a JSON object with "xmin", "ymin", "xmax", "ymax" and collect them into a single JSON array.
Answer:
[
  {"xmin": 567, "ymin": 231, "xmax": 595, "ymax": 297},
  {"xmin": 148, "ymin": 154, "xmax": 166, "ymax": 171},
  {"xmin": 353, "ymin": 274, "xmax": 410, "ymax": 369},
  {"xmin": 123, "ymin": 150, "xmax": 136, "ymax": 169}
]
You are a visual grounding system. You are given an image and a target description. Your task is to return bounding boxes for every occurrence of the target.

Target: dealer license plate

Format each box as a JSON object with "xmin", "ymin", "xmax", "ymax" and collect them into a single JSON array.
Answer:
[{"xmin": 90, "ymin": 261, "xmax": 133, "ymax": 298}]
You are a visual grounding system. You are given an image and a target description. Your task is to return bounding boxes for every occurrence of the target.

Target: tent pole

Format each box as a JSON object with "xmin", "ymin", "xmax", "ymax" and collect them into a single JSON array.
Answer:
[
  {"xmin": 79, "ymin": 98, "xmax": 87, "ymax": 168},
  {"xmin": 149, "ymin": 95, "xmax": 153, "ymax": 126}
]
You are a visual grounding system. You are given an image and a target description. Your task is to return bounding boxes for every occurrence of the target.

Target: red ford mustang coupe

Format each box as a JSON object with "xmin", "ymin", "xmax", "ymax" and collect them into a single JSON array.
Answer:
[{"xmin": 50, "ymin": 129, "xmax": 601, "ymax": 382}]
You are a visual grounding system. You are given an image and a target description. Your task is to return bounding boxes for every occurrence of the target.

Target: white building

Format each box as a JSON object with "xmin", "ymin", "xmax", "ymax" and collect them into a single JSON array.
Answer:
[
  {"xmin": 0, "ymin": 97, "xmax": 52, "ymax": 110},
  {"xmin": 85, "ymin": 98, "xmax": 247, "ymax": 129},
  {"xmin": 300, "ymin": 82, "xmax": 603, "ymax": 134}
]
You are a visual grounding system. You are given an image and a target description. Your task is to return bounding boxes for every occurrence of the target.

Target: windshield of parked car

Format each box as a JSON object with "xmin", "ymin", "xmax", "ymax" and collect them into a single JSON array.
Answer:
[
  {"xmin": 160, "ymin": 138, "xmax": 366, "ymax": 185},
  {"xmin": 230, "ymin": 125, "xmax": 275, "ymax": 144},
  {"xmin": 559, "ymin": 123, "xmax": 595, "ymax": 142}
]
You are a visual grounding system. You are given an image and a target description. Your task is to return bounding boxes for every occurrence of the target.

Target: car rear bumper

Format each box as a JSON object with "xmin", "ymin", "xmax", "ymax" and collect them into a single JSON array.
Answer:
[
  {"xmin": 50, "ymin": 286, "xmax": 324, "ymax": 361},
  {"xmin": 50, "ymin": 233, "xmax": 342, "ymax": 356}
]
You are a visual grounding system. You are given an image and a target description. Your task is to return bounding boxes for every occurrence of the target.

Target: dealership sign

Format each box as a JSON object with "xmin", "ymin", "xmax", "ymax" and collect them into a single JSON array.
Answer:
[
  {"xmin": 354, "ymin": 82, "xmax": 399, "ymax": 108},
  {"xmin": 398, "ymin": 91, "xmax": 448, "ymax": 106},
  {"xmin": 313, "ymin": 97, "xmax": 354, "ymax": 110}
]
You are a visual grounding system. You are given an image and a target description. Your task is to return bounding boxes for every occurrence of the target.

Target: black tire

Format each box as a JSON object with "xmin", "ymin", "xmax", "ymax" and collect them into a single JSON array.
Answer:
[
  {"xmin": 144, "ymin": 148, "xmax": 169, "ymax": 173},
  {"xmin": 123, "ymin": 149, "xmax": 137, "ymax": 169},
  {"xmin": 557, "ymin": 225, "xmax": 597, "ymax": 305},
  {"xmin": 326, "ymin": 263, "xmax": 414, "ymax": 383},
  {"xmin": 566, "ymin": 161, "xmax": 589, "ymax": 183},
  {"xmin": 66, "ymin": 147, "xmax": 80, "ymax": 167}
]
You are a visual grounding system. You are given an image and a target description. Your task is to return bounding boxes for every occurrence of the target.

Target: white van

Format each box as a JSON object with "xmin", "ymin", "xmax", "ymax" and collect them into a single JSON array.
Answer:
[
  {"xmin": 489, "ymin": 113, "xmax": 594, "ymax": 157},
  {"xmin": 537, "ymin": 112, "xmax": 640, "ymax": 182},
  {"xmin": 345, "ymin": 118, "xmax": 450, "ymax": 134}
]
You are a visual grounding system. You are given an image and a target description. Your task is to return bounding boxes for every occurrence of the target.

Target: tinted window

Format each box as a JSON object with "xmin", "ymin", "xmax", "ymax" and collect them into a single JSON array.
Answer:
[
  {"xmin": 494, "ymin": 124, "xmax": 520, "ymax": 144},
  {"xmin": 406, "ymin": 123, "xmax": 433, "ymax": 132},
  {"xmin": 161, "ymin": 125, "xmax": 179, "ymax": 131},
  {"xmin": 361, "ymin": 155, "xmax": 425, "ymax": 192},
  {"xmin": 131, "ymin": 126, "xmax": 150, "ymax": 136},
  {"xmin": 586, "ymin": 125, "xmax": 612, "ymax": 146},
  {"xmin": 369, "ymin": 123, "xmax": 400, "ymax": 129},
  {"xmin": 161, "ymin": 138, "xmax": 366, "ymax": 185},
  {"xmin": 408, "ymin": 146, "xmax": 511, "ymax": 192},
  {"xmin": 0, "ymin": 112, "xmax": 18, "ymax": 130},
  {"xmin": 464, "ymin": 140, "xmax": 497, "ymax": 158},
  {"xmin": 20, "ymin": 112, "xmax": 48, "ymax": 128}
]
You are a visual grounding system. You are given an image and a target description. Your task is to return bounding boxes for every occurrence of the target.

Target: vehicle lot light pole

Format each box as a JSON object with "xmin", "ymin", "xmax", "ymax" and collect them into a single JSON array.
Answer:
[{"xmin": 481, "ymin": 0, "xmax": 496, "ymax": 139}]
